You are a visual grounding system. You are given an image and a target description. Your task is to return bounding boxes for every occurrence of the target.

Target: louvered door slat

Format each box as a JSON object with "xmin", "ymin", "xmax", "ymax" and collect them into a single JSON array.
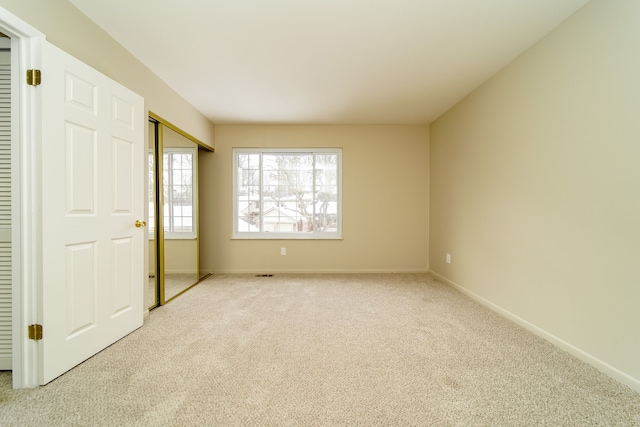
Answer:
[{"xmin": 0, "ymin": 48, "xmax": 12, "ymax": 370}]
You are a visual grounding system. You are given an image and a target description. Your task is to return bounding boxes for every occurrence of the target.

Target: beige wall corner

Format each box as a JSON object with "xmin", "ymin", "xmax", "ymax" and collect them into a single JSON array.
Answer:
[{"xmin": 429, "ymin": 0, "xmax": 640, "ymax": 391}]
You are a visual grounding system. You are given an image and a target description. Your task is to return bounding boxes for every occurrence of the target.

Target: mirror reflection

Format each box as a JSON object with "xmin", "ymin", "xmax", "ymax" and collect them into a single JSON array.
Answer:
[
  {"xmin": 162, "ymin": 126, "xmax": 199, "ymax": 301},
  {"xmin": 147, "ymin": 117, "xmax": 210, "ymax": 310}
]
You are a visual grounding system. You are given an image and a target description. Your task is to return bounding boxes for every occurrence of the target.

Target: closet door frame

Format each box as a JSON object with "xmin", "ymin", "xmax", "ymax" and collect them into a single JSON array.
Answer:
[
  {"xmin": 148, "ymin": 112, "xmax": 212, "ymax": 308},
  {"xmin": 2, "ymin": 8, "xmax": 44, "ymax": 388}
]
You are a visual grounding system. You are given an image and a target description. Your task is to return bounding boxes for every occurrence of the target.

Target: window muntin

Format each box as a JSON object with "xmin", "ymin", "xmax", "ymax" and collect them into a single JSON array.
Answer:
[{"xmin": 233, "ymin": 148, "xmax": 342, "ymax": 239}]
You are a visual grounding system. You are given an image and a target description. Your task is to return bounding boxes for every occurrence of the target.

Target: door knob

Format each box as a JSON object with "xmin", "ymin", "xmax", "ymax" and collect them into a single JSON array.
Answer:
[{"xmin": 135, "ymin": 220, "xmax": 147, "ymax": 228}]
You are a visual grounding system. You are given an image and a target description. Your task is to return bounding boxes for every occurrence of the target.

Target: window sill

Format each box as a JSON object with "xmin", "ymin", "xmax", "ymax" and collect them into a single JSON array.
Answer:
[{"xmin": 232, "ymin": 235, "xmax": 343, "ymax": 240}]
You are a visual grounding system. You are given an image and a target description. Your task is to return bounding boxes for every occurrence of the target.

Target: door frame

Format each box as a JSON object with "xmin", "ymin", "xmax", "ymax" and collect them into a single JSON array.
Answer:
[{"xmin": 1, "ymin": 7, "xmax": 46, "ymax": 388}]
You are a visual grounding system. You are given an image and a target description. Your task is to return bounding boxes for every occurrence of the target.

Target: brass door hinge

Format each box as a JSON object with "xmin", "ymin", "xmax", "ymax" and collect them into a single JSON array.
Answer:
[
  {"xmin": 26, "ymin": 69, "xmax": 41, "ymax": 86},
  {"xmin": 28, "ymin": 324, "xmax": 43, "ymax": 341}
]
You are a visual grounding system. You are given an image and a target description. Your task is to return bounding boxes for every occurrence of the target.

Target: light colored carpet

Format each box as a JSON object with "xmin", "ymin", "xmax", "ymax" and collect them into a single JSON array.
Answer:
[{"xmin": 1, "ymin": 273, "xmax": 639, "ymax": 426}]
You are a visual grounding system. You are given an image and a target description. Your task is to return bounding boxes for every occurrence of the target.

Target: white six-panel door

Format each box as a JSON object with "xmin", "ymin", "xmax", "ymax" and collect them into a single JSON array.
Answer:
[{"xmin": 40, "ymin": 41, "xmax": 144, "ymax": 384}]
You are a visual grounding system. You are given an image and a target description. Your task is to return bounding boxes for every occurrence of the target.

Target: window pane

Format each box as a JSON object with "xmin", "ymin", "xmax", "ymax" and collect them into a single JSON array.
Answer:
[
  {"xmin": 148, "ymin": 152, "xmax": 155, "ymax": 235},
  {"xmin": 236, "ymin": 153, "xmax": 261, "ymax": 233},
  {"xmin": 262, "ymin": 153, "xmax": 314, "ymax": 234},
  {"xmin": 162, "ymin": 150, "xmax": 195, "ymax": 236},
  {"xmin": 234, "ymin": 149, "xmax": 340, "ymax": 238}
]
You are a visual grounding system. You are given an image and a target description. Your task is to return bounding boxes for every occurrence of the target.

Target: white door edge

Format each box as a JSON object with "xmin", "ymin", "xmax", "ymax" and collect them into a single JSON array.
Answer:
[{"xmin": 0, "ymin": 6, "xmax": 45, "ymax": 389}]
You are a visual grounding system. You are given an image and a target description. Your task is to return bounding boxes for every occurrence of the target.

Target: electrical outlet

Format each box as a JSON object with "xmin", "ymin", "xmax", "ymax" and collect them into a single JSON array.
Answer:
[
  {"xmin": 446, "ymin": 253, "xmax": 451, "ymax": 264},
  {"xmin": 281, "ymin": 247, "xmax": 286, "ymax": 256}
]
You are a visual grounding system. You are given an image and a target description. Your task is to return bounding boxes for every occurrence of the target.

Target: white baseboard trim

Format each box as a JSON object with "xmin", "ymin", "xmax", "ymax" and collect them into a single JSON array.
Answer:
[
  {"xmin": 212, "ymin": 268, "xmax": 430, "ymax": 274},
  {"xmin": 429, "ymin": 270, "xmax": 640, "ymax": 394}
]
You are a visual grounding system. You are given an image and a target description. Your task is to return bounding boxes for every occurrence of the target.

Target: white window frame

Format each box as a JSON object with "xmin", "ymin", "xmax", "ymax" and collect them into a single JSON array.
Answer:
[
  {"xmin": 161, "ymin": 147, "xmax": 197, "ymax": 240},
  {"xmin": 233, "ymin": 148, "xmax": 342, "ymax": 239},
  {"xmin": 148, "ymin": 150, "xmax": 156, "ymax": 239}
]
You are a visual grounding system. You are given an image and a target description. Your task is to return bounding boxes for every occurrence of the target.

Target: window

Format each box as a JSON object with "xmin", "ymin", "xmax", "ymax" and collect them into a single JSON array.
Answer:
[
  {"xmin": 148, "ymin": 151, "xmax": 155, "ymax": 237},
  {"xmin": 233, "ymin": 148, "xmax": 342, "ymax": 239},
  {"xmin": 149, "ymin": 148, "xmax": 197, "ymax": 239}
]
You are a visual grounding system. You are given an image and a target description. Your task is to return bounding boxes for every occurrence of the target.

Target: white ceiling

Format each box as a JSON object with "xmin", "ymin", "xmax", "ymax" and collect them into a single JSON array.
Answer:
[{"xmin": 69, "ymin": 0, "xmax": 591, "ymax": 125}]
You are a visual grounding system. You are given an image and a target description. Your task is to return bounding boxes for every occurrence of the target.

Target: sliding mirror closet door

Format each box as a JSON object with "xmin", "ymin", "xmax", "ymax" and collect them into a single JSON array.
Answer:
[
  {"xmin": 162, "ymin": 126, "xmax": 199, "ymax": 301},
  {"xmin": 148, "ymin": 115, "xmax": 212, "ymax": 309}
]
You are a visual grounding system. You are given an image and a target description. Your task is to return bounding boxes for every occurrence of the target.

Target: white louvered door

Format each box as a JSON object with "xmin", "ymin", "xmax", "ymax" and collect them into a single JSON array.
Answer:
[{"xmin": 0, "ymin": 45, "xmax": 11, "ymax": 370}]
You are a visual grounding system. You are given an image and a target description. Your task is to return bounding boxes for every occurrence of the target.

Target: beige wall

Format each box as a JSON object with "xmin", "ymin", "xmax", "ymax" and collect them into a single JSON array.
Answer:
[
  {"xmin": 200, "ymin": 125, "xmax": 429, "ymax": 273},
  {"xmin": 430, "ymin": 0, "xmax": 640, "ymax": 389},
  {"xmin": 164, "ymin": 240, "xmax": 198, "ymax": 274},
  {"xmin": 149, "ymin": 240, "xmax": 198, "ymax": 275},
  {"xmin": 0, "ymin": 0, "xmax": 215, "ymax": 145}
]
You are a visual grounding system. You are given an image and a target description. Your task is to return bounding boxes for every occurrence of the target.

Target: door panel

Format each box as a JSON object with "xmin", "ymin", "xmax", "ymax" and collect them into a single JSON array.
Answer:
[
  {"xmin": 66, "ymin": 123, "xmax": 96, "ymax": 213},
  {"xmin": 113, "ymin": 138, "xmax": 134, "ymax": 213},
  {"xmin": 112, "ymin": 236, "xmax": 134, "ymax": 313},
  {"xmin": 66, "ymin": 242, "xmax": 97, "ymax": 337},
  {"xmin": 41, "ymin": 41, "xmax": 144, "ymax": 384}
]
